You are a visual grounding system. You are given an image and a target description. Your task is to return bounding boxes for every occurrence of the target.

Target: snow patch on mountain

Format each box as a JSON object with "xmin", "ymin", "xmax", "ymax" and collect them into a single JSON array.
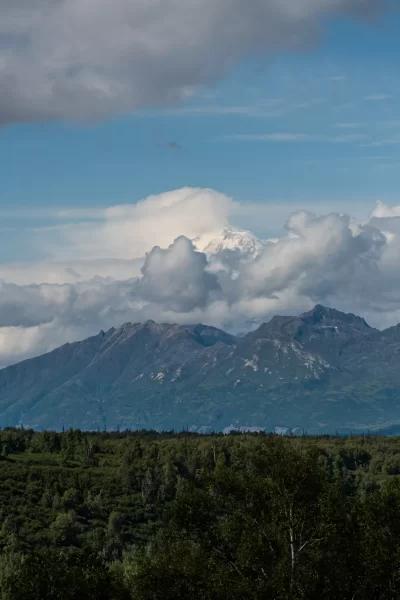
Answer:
[
  {"xmin": 243, "ymin": 355, "xmax": 259, "ymax": 372},
  {"xmin": 194, "ymin": 227, "xmax": 265, "ymax": 260}
]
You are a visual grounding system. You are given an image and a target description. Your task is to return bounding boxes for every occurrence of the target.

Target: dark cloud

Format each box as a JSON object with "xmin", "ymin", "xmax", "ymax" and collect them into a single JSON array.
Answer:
[{"xmin": 0, "ymin": 0, "xmax": 388, "ymax": 125}]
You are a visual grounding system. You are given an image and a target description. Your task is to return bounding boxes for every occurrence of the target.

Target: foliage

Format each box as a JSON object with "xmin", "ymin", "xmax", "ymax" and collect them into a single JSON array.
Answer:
[{"xmin": 1, "ymin": 428, "xmax": 400, "ymax": 598}]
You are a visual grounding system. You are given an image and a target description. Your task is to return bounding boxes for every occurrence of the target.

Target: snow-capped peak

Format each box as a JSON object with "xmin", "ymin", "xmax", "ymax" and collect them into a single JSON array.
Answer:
[
  {"xmin": 369, "ymin": 200, "xmax": 400, "ymax": 220},
  {"xmin": 194, "ymin": 226, "xmax": 264, "ymax": 259}
]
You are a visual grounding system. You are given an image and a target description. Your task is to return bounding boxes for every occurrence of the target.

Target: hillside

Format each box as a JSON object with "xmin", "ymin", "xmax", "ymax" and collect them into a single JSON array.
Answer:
[{"xmin": 1, "ymin": 305, "xmax": 400, "ymax": 433}]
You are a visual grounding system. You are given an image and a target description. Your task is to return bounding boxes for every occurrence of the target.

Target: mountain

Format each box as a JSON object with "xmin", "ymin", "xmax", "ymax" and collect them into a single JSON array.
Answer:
[
  {"xmin": 2, "ymin": 305, "xmax": 400, "ymax": 434},
  {"xmin": 194, "ymin": 226, "xmax": 265, "ymax": 260},
  {"xmin": 252, "ymin": 304, "xmax": 375, "ymax": 364}
]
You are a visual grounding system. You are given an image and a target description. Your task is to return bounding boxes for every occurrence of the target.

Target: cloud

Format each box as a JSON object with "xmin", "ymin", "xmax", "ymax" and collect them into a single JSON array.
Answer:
[
  {"xmin": 0, "ymin": 0, "xmax": 387, "ymax": 125},
  {"xmin": 238, "ymin": 211, "xmax": 386, "ymax": 304},
  {"xmin": 335, "ymin": 122, "xmax": 363, "ymax": 129},
  {"xmin": 21, "ymin": 188, "xmax": 375, "ymax": 266},
  {"xmin": 138, "ymin": 236, "xmax": 220, "ymax": 312},
  {"xmin": 0, "ymin": 191, "xmax": 400, "ymax": 367},
  {"xmin": 141, "ymin": 101, "xmax": 285, "ymax": 118},
  {"xmin": 365, "ymin": 94, "xmax": 392, "ymax": 101},
  {"xmin": 361, "ymin": 136, "xmax": 400, "ymax": 148},
  {"xmin": 0, "ymin": 188, "xmax": 375, "ymax": 291},
  {"xmin": 230, "ymin": 133, "xmax": 316, "ymax": 142},
  {"xmin": 0, "ymin": 259, "xmax": 144, "ymax": 285},
  {"xmin": 222, "ymin": 133, "xmax": 367, "ymax": 143},
  {"xmin": 36, "ymin": 187, "xmax": 233, "ymax": 262}
]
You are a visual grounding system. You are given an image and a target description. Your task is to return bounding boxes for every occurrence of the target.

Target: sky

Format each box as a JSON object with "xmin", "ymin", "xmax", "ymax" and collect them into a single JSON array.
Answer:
[{"xmin": 0, "ymin": 0, "xmax": 400, "ymax": 365}]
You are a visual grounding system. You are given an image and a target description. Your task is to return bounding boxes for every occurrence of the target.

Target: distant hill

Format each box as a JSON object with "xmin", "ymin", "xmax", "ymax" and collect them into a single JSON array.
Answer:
[{"xmin": 1, "ymin": 305, "xmax": 400, "ymax": 433}]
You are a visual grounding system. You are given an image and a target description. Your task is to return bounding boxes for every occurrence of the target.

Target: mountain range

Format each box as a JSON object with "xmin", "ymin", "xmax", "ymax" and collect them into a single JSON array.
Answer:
[{"xmin": 1, "ymin": 304, "xmax": 400, "ymax": 434}]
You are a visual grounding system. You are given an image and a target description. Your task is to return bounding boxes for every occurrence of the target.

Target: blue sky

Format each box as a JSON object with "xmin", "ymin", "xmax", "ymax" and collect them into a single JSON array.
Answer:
[
  {"xmin": 0, "ymin": 10, "xmax": 399, "ymax": 261},
  {"xmin": 2, "ymin": 2, "xmax": 400, "ymax": 364}
]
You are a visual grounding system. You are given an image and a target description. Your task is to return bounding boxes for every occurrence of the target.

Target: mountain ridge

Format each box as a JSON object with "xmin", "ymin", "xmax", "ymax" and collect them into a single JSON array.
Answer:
[{"xmin": 1, "ymin": 305, "xmax": 400, "ymax": 434}]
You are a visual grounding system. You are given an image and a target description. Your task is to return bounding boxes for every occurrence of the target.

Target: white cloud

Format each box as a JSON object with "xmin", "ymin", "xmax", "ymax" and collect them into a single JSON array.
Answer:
[
  {"xmin": 335, "ymin": 122, "xmax": 364, "ymax": 129},
  {"xmin": 0, "ymin": 0, "xmax": 387, "ymax": 125},
  {"xmin": 222, "ymin": 133, "xmax": 367, "ymax": 143},
  {"xmin": 37, "ymin": 187, "xmax": 233, "ymax": 261},
  {"xmin": 0, "ymin": 189, "xmax": 399, "ymax": 367},
  {"xmin": 0, "ymin": 188, "xmax": 375, "ymax": 287},
  {"xmin": 365, "ymin": 94, "xmax": 392, "ymax": 101},
  {"xmin": 139, "ymin": 101, "xmax": 285, "ymax": 118},
  {"xmin": 231, "ymin": 133, "xmax": 316, "ymax": 142},
  {"xmin": 20, "ymin": 188, "xmax": 376, "ymax": 265},
  {"xmin": 361, "ymin": 136, "xmax": 400, "ymax": 148}
]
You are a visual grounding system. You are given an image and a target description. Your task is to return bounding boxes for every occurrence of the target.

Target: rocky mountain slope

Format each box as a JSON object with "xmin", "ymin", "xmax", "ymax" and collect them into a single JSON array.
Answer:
[{"xmin": 1, "ymin": 305, "xmax": 400, "ymax": 433}]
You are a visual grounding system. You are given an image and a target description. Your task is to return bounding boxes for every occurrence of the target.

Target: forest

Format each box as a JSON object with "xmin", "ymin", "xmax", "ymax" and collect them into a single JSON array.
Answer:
[{"xmin": 1, "ymin": 427, "xmax": 400, "ymax": 598}]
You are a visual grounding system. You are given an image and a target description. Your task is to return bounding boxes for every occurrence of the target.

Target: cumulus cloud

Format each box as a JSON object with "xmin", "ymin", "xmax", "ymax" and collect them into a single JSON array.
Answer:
[
  {"xmin": 238, "ymin": 211, "xmax": 387, "ymax": 308},
  {"xmin": 0, "ymin": 0, "xmax": 387, "ymax": 125},
  {"xmin": 0, "ymin": 187, "xmax": 374, "ymax": 289},
  {"xmin": 139, "ymin": 236, "xmax": 220, "ymax": 312},
  {"xmin": 27, "ymin": 187, "xmax": 374, "ymax": 266},
  {"xmin": 1, "ymin": 190, "xmax": 400, "ymax": 367},
  {"xmin": 38, "ymin": 188, "xmax": 233, "ymax": 262}
]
